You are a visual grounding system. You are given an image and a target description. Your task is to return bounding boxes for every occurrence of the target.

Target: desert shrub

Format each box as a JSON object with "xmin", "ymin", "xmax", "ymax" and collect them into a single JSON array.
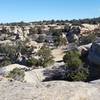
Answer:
[
  {"xmin": 38, "ymin": 45, "xmax": 54, "ymax": 67},
  {"xmin": 0, "ymin": 59, "xmax": 11, "ymax": 67},
  {"xmin": 0, "ymin": 44, "xmax": 16, "ymax": 60},
  {"xmin": 0, "ymin": 41, "xmax": 33, "ymax": 64},
  {"xmin": 15, "ymin": 40, "xmax": 33, "ymax": 56},
  {"xmin": 36, "ymin": 34, "xmax": 45, "ymax": 43},
  {"xmin": 8, "ymin": 68, "xmax": 25, "ymax": 81},
  {"xmin": 67, "ymin": 67, "xmax": 89, "ymax": 81},
  {"xmin": 63, "ymin": 50, "xmax": 80, "ymax": 63},
  {"xmin": 53, "ymin": 36, "xmax": 67, "ymax": 47},
  {"xmin": 63, "ymin": 50, "xmax": 89, "ymax": 81},
  {"xmin": 27, "ymin": 57, "xmax": 38, "ymax": 67},
  {"xmin": 52, "ymin": 29, "xmax": 67, "ymax": 47},
  {"xmin": 67, "ymin": 58, "xmax": 82, "ymax": 70},
  {"xmin": 63, "ymin": 25, "xmax": 71, "ymax": 32},
  {"xmin": 0, "ymin": 44, "xmax": 17, "ymax": 64}
]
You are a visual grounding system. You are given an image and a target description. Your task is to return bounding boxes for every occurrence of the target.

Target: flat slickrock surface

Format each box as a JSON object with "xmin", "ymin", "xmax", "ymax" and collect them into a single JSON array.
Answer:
[{"xmin": 0, "ymin": 80, "xmax": 100, "ymax": 100}]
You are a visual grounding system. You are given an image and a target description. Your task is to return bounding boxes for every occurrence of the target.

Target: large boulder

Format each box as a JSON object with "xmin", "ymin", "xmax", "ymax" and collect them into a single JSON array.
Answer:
[
  {"xmin": 0, "ymin": 64, "xmax": 29, "ymax": 75},
  {"xmin": 25, "ymin": 62, "xmax": 65, "ymax": 84},
  {"xmin": 24, "ymin": 68, "xmax": 46, "ymax": 84},
  {"xmin": 0, "ymin": 80, "xmax": 100, "ymax": 100},
  {"xmin": 88, "ymin": 38, "xmax": 100, "ymax": 65},
  {"xmin": 0, "ymin": 63, "xmax": 66, "ymax": 84}
]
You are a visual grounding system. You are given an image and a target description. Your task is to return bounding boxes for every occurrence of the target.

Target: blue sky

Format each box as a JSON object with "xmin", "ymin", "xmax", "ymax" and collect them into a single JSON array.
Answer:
[{"xmin": 0, "ymin": 0, "xmax": 100, "ymax": 23}]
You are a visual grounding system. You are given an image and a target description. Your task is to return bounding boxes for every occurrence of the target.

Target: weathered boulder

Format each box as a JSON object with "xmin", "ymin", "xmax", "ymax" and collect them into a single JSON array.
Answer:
[
  {"xmin": 24, "ymin": 63, "xmax": 65, "ymax": 84},
  {"xmin": 0, "ymin": 64, "xmax": 29, "ymax": 75},
  {"xmin": 0, "ymin": 63, "xmax": 65, "ymax": 84},
  {"xmin": 88, "ymin": 38, "xmax": 100, "ymax": 65},
  {"xmin": 24, "ymin": 68, "xmax": 46, "ymax": 84},
  {"xmin": 78, "ymin": 43, "xmax": 92, "ymax": 52}
]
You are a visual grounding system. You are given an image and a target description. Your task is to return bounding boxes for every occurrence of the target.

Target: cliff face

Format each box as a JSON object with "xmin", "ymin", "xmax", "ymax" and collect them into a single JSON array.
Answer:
[{"xmin": 0, "ymin": 80, "xmax": 100, "ymax": 100}]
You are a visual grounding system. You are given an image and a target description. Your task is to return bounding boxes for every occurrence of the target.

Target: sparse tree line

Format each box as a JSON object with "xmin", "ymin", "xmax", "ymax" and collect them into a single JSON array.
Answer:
[{"xmin": 1, "ymin": 17, "xmax": 100, "ymax": 26}]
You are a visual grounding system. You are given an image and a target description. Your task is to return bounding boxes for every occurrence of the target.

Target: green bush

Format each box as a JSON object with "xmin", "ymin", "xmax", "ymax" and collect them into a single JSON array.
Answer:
[
  {"xmin": 0, "ymin": 41, "xmax": 34, "ymax": 64},
  {"xmin": 63, "ymin": 50, "xmax": 80, "ymax": 64},
  {"xmin": 0, "ymin": 44, "xmax": 17, "ymax": 62},
  {"xmin": 27, "ymin": 58, "xmax": 38, "ymax": 67},
  {"xmin": 63, "ymin": 50, "xmax": 89, "ymax": 81},
  {"xmin": 38, "ymin": 45, "xmax": 54, "ymax": 67},
  {"xmin": 67, "ymin": 58, "xmax": 82, "ymax": 70},
  {"xmin": 67, "ymin": 67, "xmax": 89, "ymax": 81},
  {"xmin": 0, "ymin": 59, "xmax": 11, "ymax": 67},
  {"xmin": 54, "ymin": 36, "xmax": 67, "ymax": 47},
  {"xmin": 8, "ymin": 68, "xmax": 25, "ymax": 81}
]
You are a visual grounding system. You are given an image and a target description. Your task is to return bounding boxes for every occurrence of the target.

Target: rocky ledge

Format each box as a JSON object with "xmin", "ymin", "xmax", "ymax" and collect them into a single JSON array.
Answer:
[{"xmin": 0, "ymin": 80, "xmax": 100, "ymax": 100}]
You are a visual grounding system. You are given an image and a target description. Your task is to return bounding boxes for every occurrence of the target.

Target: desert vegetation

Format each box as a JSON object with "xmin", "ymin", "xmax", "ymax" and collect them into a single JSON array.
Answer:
[
  {"xmin": 63, "ymin": 50, "xmax": 89, "ymax": 81},
  {"xmin": 0, "ymin": 17, "xmax": 100, "ymax": 82}
]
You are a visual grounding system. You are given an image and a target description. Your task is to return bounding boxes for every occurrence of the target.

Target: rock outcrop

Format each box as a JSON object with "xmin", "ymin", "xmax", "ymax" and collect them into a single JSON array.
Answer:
[
  {"xmin": 24, "ymin": 68, "xmax": 46, "ymax": 84},
  {"xmin": 0, "ymin": 63, "xmax": 66, "ymax": 84},
  {"xmin": 0, "ymin": 80, "xmax": 100, "ymax": 100},
  {"xmin": 88, "ymin": 37, "xmax": 100, "ymax": 65},
  {"xmin": 0, "ymin": 64, "xmax": 29, "ymax": 75}
]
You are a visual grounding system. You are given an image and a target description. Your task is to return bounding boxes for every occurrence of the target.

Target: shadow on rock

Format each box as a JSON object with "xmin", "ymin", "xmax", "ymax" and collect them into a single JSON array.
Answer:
[{"xmin": 42, "ymin": 65, "xmax": 67, "ymax": 82}]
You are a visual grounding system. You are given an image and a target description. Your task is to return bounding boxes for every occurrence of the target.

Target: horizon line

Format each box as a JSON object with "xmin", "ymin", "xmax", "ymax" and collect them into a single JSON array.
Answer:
[{"xmin": 1, "ymin": 16, "xmax": 100, "ymax": 24}]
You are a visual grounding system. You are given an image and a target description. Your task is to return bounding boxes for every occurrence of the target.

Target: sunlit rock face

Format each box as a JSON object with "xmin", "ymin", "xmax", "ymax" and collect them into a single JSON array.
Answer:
[{"xmin": 0, "ymin": 80, "xmax": 100, "ymax": 100}]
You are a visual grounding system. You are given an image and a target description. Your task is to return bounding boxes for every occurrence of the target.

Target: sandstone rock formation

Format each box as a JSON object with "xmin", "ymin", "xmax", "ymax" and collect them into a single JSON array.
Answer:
[
  {"xmin": 0, "ymin": 64, "xmax": 66, "ymax": 84},
  {"xmin": 24, "ymin": 68, "xmax": 46, "ymax": 84},
  {"xmin": 0, "ymin": 64, "xmax": 29, "ymax": 75},
  {"xmin": 0, "ymin": 80, "xmax": 100, "ymax": 100}
]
